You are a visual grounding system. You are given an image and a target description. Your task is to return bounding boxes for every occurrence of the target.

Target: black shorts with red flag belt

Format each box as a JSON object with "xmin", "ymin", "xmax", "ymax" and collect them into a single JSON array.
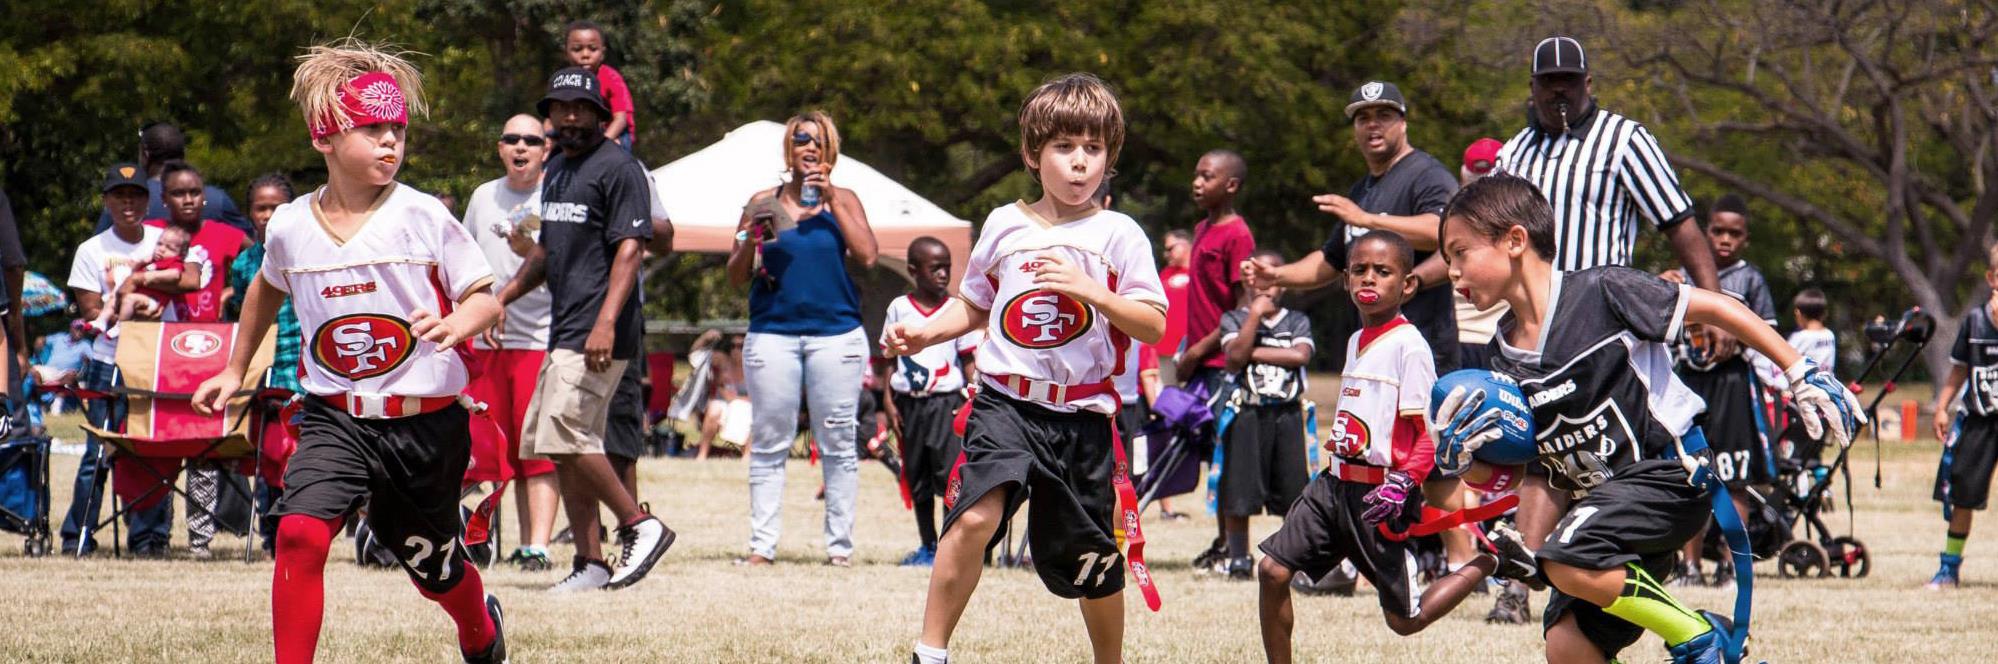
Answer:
[
  {"xmin": 273, "ymin": 397, "xmax": 473, "ymax": 593},
  {"xmin": 896, "ymin": 391, "xmax": 966, "ymax": 503},
  {"xmin": 943, "ymin": 388, "xmax": 1123, "ymax": 599},
  {"xmin": 1258, "ymin": 470, "xmax": 1423, "ymax": 617}
]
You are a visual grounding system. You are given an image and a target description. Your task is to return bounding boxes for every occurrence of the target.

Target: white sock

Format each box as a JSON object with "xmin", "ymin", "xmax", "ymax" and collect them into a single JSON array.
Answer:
[{"xmin": 914, "ymin": 641, "xmax": 948, "ymax": 664}]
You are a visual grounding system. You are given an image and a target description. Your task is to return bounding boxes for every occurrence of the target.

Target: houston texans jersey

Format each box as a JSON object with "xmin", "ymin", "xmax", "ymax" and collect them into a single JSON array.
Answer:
[
  {"xmin": 882, "ymin": 294, "xmax": 980, "ymax": 395},
  {"xmin": 260, "ymin": 183, "xmax": 496, "ymax": 399},
  {"xmin": 958, "ymin": 202, "xmax": 1166, "ymax": 414},
  {"xmin": 1488, "ymin": 267, "xmax": 1705, "ymax": 493}
]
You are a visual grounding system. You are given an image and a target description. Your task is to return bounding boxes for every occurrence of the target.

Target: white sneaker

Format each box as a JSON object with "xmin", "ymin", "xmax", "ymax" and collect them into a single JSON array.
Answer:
[
  {"xmin": 549, "ymin": 558, "xmax": 610, "ymax": 593},
  {"xmin": 605, "ymin": 516, "xmax": 676, "ymax": 590}
]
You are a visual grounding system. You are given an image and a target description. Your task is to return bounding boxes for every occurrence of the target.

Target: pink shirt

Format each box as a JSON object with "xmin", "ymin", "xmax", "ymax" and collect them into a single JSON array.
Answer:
[
  {"xmin": 1187, "ymin": 215, "xmax": 1254, "ymax": 368},
  {"xmin": 143, "ymin": 219, "xmax": 247, "ymax": 322},
  {"xmin": 596, "ymin": 64, "xmax": 636, "ymax": 134}
]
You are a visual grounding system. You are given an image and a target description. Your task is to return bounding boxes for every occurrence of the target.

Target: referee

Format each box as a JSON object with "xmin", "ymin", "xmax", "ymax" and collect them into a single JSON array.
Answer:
[{"xmin": 1481, "ymin": 35, "xmax": 1723, "ymax": 627}]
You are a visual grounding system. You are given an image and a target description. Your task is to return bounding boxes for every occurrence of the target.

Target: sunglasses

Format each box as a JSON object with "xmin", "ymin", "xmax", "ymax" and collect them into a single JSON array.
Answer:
[
  {"xmin": 791, "ymin": 131, "xmax": 822, "ymax": 147},
  {"xmin": 501, "ymin": 134, "xmax": 547, "ymax": 147}
]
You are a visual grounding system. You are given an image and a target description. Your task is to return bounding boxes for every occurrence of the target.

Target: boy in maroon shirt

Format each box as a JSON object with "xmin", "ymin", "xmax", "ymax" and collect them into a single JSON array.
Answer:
[
  {"xmin": 1176, "ymin": 148, "xmax": 1255, "ymax": 571},
  {"xmin": 564, "ymin": 20, "xmax": 637, "ymax": 149}
]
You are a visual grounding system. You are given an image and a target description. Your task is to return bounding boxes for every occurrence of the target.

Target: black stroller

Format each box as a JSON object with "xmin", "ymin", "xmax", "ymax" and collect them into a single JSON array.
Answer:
[{"xmin": 1702, "ymin": 307, "xmax": 1932, "ymax": 578}]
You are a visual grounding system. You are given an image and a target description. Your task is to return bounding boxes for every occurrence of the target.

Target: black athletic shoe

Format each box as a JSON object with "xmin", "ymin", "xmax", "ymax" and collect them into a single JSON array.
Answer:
[
  {"xmin": 1190, "ymin": 538, "xmax": 1226, "ymax": 572},
  {"xmin": 1226, "ymin": 556, "xmax": 1253, "ymax": 581},
  {"xmin": 1485, "ymin": 580, "xmax": 1532, "ymax": 624},
  {"xmin": 463, "ymin": 594, "xmax": 507, "ymax": 663},
  {"xmin": 1709, "ymin": 560, "xmax": 1735, "ymax": 588},
  {"xmin": 1670, "ymin": 559, "xmax": 1706, "ymax": 588}
]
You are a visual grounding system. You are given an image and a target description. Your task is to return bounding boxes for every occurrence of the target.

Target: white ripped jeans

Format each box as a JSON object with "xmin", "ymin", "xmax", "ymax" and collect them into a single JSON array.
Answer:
[{"xmin": 742, "ymin": 328, "xmax": 868, "ymax": 559}]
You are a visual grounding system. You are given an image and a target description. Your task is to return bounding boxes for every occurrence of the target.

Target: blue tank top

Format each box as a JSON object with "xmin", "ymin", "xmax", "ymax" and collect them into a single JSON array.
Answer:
[{"xmin": 748, "ymin": 209, "xmax": 863, "ymax": 336}]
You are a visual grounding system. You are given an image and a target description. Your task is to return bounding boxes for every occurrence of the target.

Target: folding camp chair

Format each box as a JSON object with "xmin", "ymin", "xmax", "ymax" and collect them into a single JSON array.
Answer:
[{"xmin": 75, "ymin": 321, "xmax": 278, "ymax": 560}]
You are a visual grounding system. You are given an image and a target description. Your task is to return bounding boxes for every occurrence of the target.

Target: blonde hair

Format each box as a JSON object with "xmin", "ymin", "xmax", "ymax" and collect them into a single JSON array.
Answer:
[
  {"xmin": 783, "ymin": 111, "xmax": 841, "ymax": 174},
  {"xmin": 290, "ymin": 38, "xmax": 428, "ymax": 137},
  {"xmin": 1017, "ymin": 73, "xmax": 1125, "ymax": 175}
]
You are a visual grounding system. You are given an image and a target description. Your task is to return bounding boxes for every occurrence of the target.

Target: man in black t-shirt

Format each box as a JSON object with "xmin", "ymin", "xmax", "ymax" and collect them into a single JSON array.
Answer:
[
  {"xmin": 1247, "ymin": 81, "xmax": 1461, "ymax": 373},
  {"xmin": 497, "ymin": 68, "xmax": 674, "ymax": 593}
]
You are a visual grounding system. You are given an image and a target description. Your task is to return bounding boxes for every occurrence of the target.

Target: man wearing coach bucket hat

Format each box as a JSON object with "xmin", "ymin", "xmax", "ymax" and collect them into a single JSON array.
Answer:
[{"xmin": 496, "ymin": 66, "xmax": 675, "ymax": 592}]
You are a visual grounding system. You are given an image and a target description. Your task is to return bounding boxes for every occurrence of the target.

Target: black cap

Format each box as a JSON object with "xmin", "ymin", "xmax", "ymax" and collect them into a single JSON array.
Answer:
[
  {"xmin": 1344, "ymin": 81, "xmax": 1407, "ymax": 120},
  {"xmin": 537, "ymin": 67, "xmax": 611, "ymax": 119},
  {"xmin": 1533, "ymin": 36, "xmax": 1587, "ymax": 76},
  {"xmin": 101, "ymin": 162, "xmax": 146, "ymax": 193}
]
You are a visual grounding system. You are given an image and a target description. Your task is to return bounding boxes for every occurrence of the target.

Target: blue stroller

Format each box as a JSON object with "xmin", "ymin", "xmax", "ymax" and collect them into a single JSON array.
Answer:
[{"xmin": 0, "ymin": 394, "xmax": 53, "ymax": 557}]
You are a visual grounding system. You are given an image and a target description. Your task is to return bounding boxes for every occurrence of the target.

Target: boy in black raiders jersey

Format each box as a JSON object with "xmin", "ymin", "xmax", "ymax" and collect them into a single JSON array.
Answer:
[
  {"xmin": 1665, "ymin": 194, "xmax": 1779, "ymax": 588},
  {"xmin": 1433, "ymin": 174, "xmax": 1862, "ymax": 664},
  {"xmin": 1212, "ymin": 248, "xmax": 1312, "ymax": 579},
  {"xmin": 1927, "ymin": 242, "xmax": 1998, "ymax": 590}
]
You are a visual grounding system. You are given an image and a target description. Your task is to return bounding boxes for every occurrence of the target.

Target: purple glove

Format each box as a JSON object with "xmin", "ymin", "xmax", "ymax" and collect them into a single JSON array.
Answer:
[{"xmin": 1362, "ymin": 470, "xmax": 1416, "ymax": 526}]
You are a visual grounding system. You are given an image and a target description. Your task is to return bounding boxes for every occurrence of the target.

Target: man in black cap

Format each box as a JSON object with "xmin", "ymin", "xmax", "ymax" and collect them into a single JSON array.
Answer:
[
  {"xmin": 62, "ymin": 164, "xmax": 170, "ymax": 557},
  {"xmin": 1490, "ymin": 36, "xmax": 1738, "ymax": 651},
  {"xmin": 496, "ymin": 67, "xmax": 675, "ymax": 592},
  {"xmin": 1248, "ymin": 80, "xmax": 1462, "ymax": 373}
]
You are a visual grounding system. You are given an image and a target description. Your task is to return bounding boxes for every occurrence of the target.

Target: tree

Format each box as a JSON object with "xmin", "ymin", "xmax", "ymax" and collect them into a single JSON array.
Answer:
[{"xmin": 1620, "ymin": 0, "xmax": 1998, "ymax": 380}]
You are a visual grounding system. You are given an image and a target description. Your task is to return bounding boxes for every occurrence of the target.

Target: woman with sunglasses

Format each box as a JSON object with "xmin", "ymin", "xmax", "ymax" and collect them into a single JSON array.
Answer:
[
  {"xmin": 727, "ymin": 111, "xmax": 879, "ymax": 567},
  {"xmin": 461, "ymin": 113, "xmax": 566, "ymax": 571}
]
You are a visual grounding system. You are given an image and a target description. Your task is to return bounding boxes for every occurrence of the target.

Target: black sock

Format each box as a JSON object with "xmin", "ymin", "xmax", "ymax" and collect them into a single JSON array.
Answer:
[
  {"xmin": 914, "ymin": 496, "xmax": 937, "ymax": 549},
  {"xmin": 1226, "ymin": 525, "xmax": 1249, "ymax": 559}
]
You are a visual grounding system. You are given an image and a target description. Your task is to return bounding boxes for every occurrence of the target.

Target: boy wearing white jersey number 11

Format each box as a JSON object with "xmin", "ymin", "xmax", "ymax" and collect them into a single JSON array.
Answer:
[
  {"xmin": 193, "ymin": 41, "xmax": 506, "ymax": 664},
  {"xmin": 884, "ymin": 73, "xmax": 1167, "ymax": 664}
]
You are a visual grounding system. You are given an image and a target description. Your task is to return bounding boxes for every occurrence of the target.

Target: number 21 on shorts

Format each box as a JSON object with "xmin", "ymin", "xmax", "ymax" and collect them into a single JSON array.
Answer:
[{"xmin": 1073, "ymin": 550, "xmax": 1122, "ymax": 587}]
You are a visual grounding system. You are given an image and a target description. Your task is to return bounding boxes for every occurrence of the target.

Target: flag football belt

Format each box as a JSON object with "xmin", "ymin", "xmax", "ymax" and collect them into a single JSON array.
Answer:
[
  {"xmin": 1325, "ymin": 457, "xmax": 1389, "ymax": 484},
  {"xmin": 1941, "ymin": 412, "xmax": 1965, "ymax": 521},
  {"xmin": 984, "ymin": 374, "xmax": 1114, "ymax": 407},
  {"xmin": 1668, "ymin": 426, "xmax": 1754, "ymax": 663},
  {"xmin": 1378, "ymin": 494, "xmax": 1521, "ymax": 542},
  {"xmin": 318, "ymin": 393, "xmax": 462, "ymax": 420},
  {"xmin": 1107, "ymin": 414, "xmax": 1163, "ymax": 613}
]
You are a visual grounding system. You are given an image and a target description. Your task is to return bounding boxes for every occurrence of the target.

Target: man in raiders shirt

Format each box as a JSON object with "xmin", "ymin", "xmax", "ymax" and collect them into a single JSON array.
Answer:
[{"xmin": 1433, "ymin": 175, "xmax": 1861, "ymax": 664}]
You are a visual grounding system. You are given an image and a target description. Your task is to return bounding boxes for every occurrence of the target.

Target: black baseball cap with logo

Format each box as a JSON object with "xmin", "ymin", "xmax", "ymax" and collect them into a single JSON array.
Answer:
[
  {"xmin": 1533, "ymin": 36, "xmax": 1588, "ymax": 76},
  {"xmin": 101, "ymin": 162, "xmax": 146, "ymax": 193},
  {"xmin": 1344, "ymin": 81, "xmax": 1408, "ymax": 120},
  {"xmin": 537, "ymin": 66, "xmax": 611, "ymax": 118}
]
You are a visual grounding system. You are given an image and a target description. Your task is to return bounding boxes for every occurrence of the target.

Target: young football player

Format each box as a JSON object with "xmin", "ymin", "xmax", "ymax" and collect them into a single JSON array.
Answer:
[
  {"xmin": 1433, "ymin": 174, "xmax": 1862, "ymax": 664},
  {"xmin": 193, "ymin": 40, "xmax": 506, "ymax": 663},
  {"xmin": 884, "ymin": 73, "xmax": 1166, "ymax": 664},
  {"xmin": 1928, "ymin": 242, "xmax": 1998, "ymax": 590},
  {"xmin": 1213, "ymin": 248, "xmax": 1312, "ymax": 580},
  {"xmin": 880, "ymin": 236, "xmax": 980, "ymax": 567}
]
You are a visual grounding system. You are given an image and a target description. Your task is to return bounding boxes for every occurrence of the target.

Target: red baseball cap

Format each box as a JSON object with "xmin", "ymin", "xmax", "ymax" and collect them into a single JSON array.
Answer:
[{"xmin": 1463, "ymin": 138, "xmax": 1503, "ymax": 175}]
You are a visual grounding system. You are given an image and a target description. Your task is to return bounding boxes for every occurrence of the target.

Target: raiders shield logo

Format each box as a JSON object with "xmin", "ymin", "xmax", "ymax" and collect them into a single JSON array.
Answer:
[
  {"xmin": 999, "ymin": 289, "xmax": 1093, "ymax": 349},
  {"xmin": 311, "ymin": 313, "xmax": 415, "ymax": 380}
]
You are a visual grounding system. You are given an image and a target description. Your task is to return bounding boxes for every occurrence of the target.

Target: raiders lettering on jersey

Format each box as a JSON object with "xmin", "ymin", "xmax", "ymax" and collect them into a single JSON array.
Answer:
[
  {"xmin": 1951, "ymin": 303, "xmax": 1998, "ymax": 416},
  {"xmin": 1489, "ymin": 268, "xmax": 1705, "ymax": 493},
  {"xmin": 958, "ymin": 202, "xmax": 1167, "ymax": 415},
  {"xmin": 262, "ymin": 183, "xmax": 495, "ymax": 399},
  {"xmin": 882, "ymin": 294, "xmax": 981, "ymax": 395}
]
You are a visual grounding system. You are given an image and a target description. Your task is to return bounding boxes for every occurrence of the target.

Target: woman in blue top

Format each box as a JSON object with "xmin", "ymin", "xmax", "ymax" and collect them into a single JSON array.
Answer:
[{"xmin": 727, "ymin": 111, "xmax": 878, "ymax": 567}]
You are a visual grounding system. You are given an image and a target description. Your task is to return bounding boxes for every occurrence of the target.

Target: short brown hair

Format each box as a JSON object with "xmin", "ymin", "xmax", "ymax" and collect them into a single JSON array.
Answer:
[
  {"xmin": 784, "ymin": 111, "xmax": 841, "ymax": 173},
  {"xmin": 1017, "ymin": 73, "xmax": 1124, "ymax": 176},
  {"xmin": 1438, "ymin": 173, "xmax": 1558, "ymax": 261}
]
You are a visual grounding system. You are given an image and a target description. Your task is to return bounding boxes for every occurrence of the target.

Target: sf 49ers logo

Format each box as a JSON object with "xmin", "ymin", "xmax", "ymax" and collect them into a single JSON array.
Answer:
[
  {"xmin": 999, "ymin": 289, "xmax": 1093, "ymax": 349},
  {"xmin": 1329, "ymin": 409, "xmax": 1370, "ymax": 458},
  {"xmin": 311, "ymin": 313, "xmax": 414, "ymax": 380}
]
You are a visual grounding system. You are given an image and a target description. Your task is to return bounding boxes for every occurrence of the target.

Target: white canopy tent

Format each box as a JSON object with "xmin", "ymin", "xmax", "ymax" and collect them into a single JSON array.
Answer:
[{"xmin": 649, "ymin": 120, "xmax": 973, "ymax": 285}]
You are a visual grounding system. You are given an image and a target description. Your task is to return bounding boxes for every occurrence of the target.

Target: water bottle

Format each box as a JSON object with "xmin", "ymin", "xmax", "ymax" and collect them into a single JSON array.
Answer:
[{"xmin": 800, "ymin": 180, "xmax": 821, "ymax": 207}]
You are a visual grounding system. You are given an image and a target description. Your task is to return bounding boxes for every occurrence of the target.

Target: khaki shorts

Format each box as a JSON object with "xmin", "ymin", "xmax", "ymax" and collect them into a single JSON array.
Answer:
[{"xmin": 522, "ymin": 348, "xmax": 627, "ymax": 459}]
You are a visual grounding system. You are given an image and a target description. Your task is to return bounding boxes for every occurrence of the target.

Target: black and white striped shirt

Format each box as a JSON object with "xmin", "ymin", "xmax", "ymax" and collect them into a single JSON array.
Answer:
[{"xmin": 1497, "ymin": 107, "xmax": 1695, "ymax": 271}]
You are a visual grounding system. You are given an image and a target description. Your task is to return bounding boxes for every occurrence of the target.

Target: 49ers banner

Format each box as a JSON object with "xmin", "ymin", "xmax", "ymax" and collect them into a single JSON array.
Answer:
[{"xmin": 88, "ymin": 321, "xmax": 276, "ymax": 453}]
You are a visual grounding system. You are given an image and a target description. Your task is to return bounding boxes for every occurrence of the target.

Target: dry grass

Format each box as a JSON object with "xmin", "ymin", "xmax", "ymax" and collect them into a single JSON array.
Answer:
[{"xmin": 2, "ymin": 407, "xmax": 1994, "ymax": 663}]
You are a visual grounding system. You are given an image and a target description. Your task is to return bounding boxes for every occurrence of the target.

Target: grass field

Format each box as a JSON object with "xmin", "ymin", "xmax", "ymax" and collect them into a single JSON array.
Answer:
[{"xmin": 3, "ymin": 398, "xmax": 1993, "ymax": 663}]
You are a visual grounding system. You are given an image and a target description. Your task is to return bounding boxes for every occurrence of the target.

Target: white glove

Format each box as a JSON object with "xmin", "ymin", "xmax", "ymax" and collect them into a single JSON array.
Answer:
[
  {"xmin": 1783, "ymin": 359, "xmax": 1866, "ymax": 449},
  {"xmin": 1429, "ymin": 386, "xmax": 1503, "ymax": 476}
]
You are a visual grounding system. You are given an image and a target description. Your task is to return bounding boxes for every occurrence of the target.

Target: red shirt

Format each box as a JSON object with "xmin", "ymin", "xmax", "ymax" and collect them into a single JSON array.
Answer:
[
  {"xmin": 144, "ymin": 219, "xmax": 247, "ymax": 322},
  {"xmin": 1158, "ymin": 264, "xmax": 1191, "ymax": 353},
  {"xmin": 596, "ymin": 64, "xmax": 636, "ymax": 134},
  {"xmin": 1187, "ymin": 215, "xmax": 1254, "ymax": 368}
]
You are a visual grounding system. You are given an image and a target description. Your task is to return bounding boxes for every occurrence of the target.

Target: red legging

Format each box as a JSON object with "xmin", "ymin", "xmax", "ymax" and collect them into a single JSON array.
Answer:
[{"xmin": 272, "ymin": 514, "xmax": 494, "ymax": 663}]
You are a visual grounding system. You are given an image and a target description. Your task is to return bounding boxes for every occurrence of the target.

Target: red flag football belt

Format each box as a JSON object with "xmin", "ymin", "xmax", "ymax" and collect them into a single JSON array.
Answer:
[
  {"xmin": 1107, "ymin": 416, "xmax": 1163, "ymax": 612},
  {"xmin": 985, "ymin": 374, "xmax": 1113, "ymax": 407},
  {"xmin": 1377, "ymin": 494, "xmax": 1522, "ymax": 542},
  {"xmin": 319, "ymin": 393, "xmax": 461, "ymax": 420},
  {"xmin": 1325, "ymin": 457, "xmax": 1388, "ymax": 485}
]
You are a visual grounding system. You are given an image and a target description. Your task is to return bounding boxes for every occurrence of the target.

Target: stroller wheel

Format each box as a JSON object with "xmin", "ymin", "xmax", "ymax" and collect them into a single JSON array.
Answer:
[
  {"xmin": 1777, "ymin": 540, "xmax": 1829, "ymax": 578},
  {"xmin": 22, "ymin": 536, "xmax": 48, "ymax": 558},
  {"xmin": 1827, "ymin": 536, "xmax": 1871, "ymax": 578}
]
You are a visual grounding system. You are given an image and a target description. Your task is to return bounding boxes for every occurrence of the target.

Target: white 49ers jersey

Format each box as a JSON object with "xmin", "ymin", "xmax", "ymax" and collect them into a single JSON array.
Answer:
[
  {"xmin": 1328, "ymin": 318, "xmax": 1436, "ymax": 467},
  {"xmin": 261, "ymin": 184, "xmax": 496, "ymax": 398},
  {"xmin": 959, "ymin": 202, "xmax": 1166, "ymax": 414}
]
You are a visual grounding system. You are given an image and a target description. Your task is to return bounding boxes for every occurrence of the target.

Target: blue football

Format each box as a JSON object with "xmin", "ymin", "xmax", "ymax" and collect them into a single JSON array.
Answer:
[{"xmin": 1429, "ymin": 369, "xmax": 1538, "ymax": 465}]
